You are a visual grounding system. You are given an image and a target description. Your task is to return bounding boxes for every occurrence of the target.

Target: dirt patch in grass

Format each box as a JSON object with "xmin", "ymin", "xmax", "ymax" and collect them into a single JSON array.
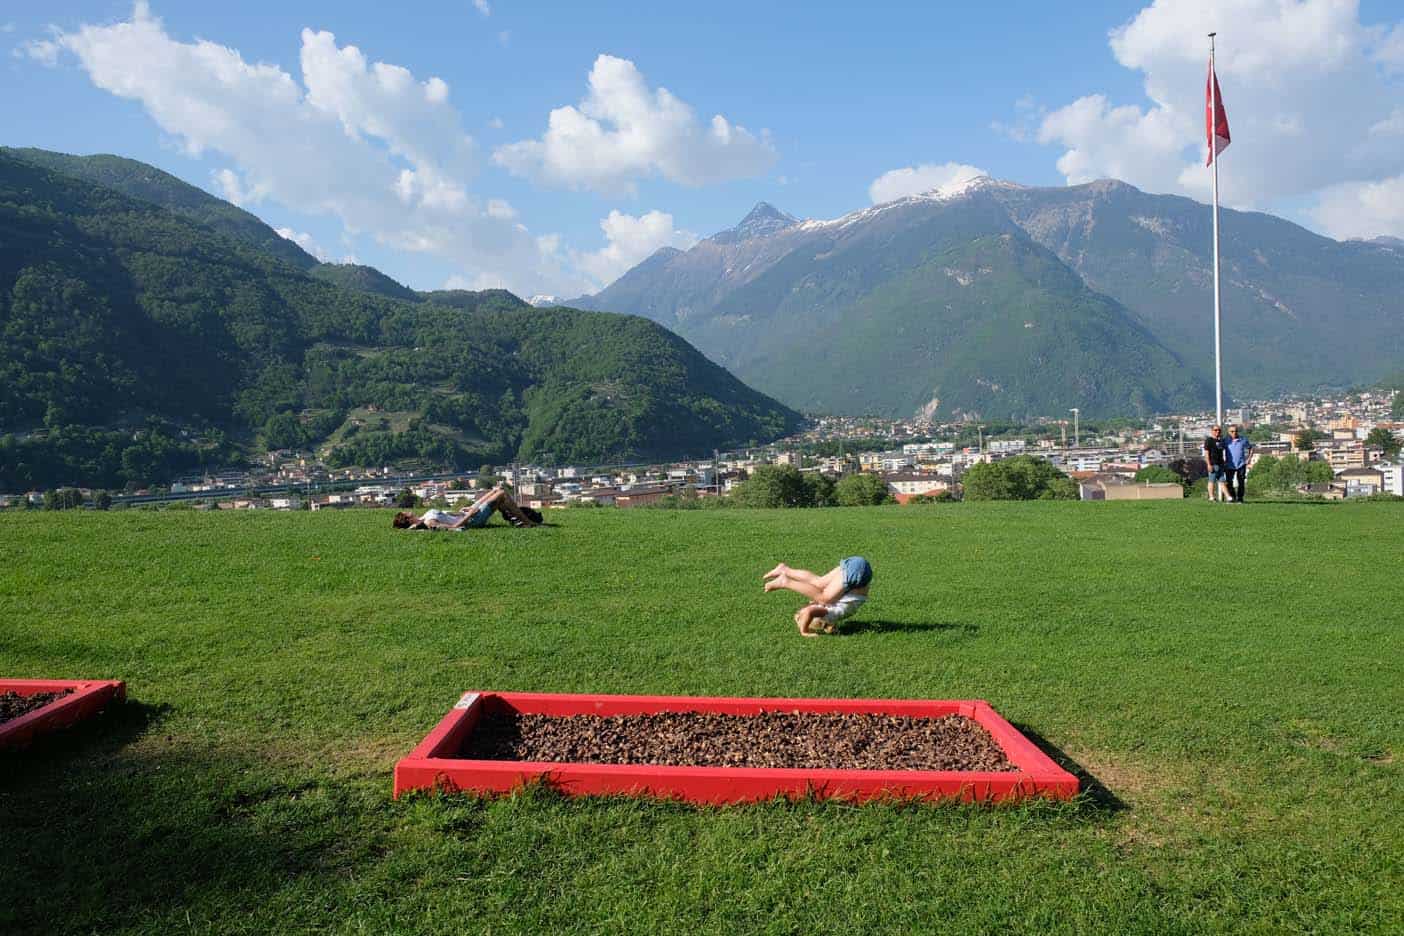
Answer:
[
  {"xmin": 465, "ymin": 710, "xmax": 1016, "ymax": 772},
  {"xmin": 0, "ymin": 690, "xmax": 72, "ymax": 726},
  {"xmin": 1073, "ymin": 752, "xmax": 1170, "ymax": 803}
]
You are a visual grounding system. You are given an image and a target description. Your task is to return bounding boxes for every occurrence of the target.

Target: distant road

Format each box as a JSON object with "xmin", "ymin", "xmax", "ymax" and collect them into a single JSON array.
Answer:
[{"xmin": 112, "ymin": 471, "xmax": 472, "ymax": 507}]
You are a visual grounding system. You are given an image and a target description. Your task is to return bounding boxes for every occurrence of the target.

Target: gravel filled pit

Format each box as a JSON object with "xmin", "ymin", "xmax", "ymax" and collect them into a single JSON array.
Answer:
[
  {"xmin": 465, "ymin": 710, "xmax": 1016, "ymax": 772},
  {"xmin": 0, "ymin": 690, "xmax": 71, "ymax": 726}
]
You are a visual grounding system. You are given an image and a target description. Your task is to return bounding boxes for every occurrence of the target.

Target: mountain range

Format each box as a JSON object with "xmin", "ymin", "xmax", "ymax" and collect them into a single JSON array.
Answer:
[
  {"xmin": 576, "ymin": 178, "xmax": 1404, "ymax": 420},
  {"xmin": 0, "ymin": 148, "xmax": 800, "ymax": 489}
]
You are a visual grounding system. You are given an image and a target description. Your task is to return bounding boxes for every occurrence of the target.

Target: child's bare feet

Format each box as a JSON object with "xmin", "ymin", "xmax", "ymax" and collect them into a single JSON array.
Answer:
[
  {"xmin": 763, "ymin": 563, "xmax": 789, "ymax": 580},
  {"xmin": 763, "ymin": 574, "xmax": 787, "ymax": 592}
]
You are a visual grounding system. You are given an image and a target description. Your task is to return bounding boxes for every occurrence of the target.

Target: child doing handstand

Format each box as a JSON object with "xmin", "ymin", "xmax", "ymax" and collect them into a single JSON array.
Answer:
[{"xmin": 763, "ymin": 556, "xmax": 872, "ymax": 637}]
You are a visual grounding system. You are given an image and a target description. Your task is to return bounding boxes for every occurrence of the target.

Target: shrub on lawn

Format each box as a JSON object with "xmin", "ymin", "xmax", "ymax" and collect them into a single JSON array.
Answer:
[{"xmin": 962, "ymin": 456, "xmax": 1077, "ymax": 501}]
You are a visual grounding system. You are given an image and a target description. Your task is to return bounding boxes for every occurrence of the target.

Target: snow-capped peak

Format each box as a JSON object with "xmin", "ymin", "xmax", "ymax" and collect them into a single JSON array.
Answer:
[
  {"xmin": 528, "ymin": 294, "xmax": 560, "ymax": 307},
  {"xmin": 708, "ymin": 201, "xmax": 800, "ymax": 244},
  {"xmin": 923, "ymin": 174, "xmax": 1024, "ymax": 200},
  {"xmin": 796, "ymin": 176, "xmax": 1026, "ymax": 233}
]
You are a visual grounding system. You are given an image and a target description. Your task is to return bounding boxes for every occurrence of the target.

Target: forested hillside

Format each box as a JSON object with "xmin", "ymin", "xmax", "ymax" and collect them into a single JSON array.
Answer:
[
  {"xmin": 0, "ymin": 150, "xmax": 799, "ymax": 489},
  {"xmin": 2, "ymin": 147, "xmax": 319, "ymax": 270}
]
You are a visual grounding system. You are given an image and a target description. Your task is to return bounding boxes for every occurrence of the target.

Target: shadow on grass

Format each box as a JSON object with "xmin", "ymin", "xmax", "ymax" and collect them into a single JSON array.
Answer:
[
  {"xmin": 409, "ymin": 521, "xmax": 560, "ymax": 533},
  {"xmin": 0, "ymin": 709, "xmax": 363, "ymax": 934},
  {"xmin": 839, "ymin": 619, "xmax": 980, "ymax": 637},
  {"xmin": 1011, "ymin": 723, "xmax": 1127, "ymax": 817},
  {"xmin": 0, "ymin": 698, "xmax": 171, "ymax": 775},
  {"xmin": 1232, "ymin": 498, "xmax": 1337, "ymax": 507}
]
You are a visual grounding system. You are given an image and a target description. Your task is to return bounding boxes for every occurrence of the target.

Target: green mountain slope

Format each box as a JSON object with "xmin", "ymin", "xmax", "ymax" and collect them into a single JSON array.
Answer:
[
  {"xmin": 416, "ymin": 289, "xmax": 532, "ymax": 314},
  {"xmin": 582, "ymin": 179, "xmax": 1403, "ymax": 417},
  {"xmin": 0, "ymin": 151, "xmax": 799, "ymax": 488},
  {"xmin": 3, "ymin": 147, "xmax": 318, "ymax": 271},
  {"xmin": 745, "ymin": 229, "xmax": 1204, "ymax": 418},
  {"xmin": 308, "ymin": 263, "xmax": 419, "ymax": 302},
  {"xmin": 584, "ymin": 188, "xmax": 1208, "ymax": 419},
  {"xmin": 989, "ymin": 180, "xmax": 1404, "ymax": 398}
]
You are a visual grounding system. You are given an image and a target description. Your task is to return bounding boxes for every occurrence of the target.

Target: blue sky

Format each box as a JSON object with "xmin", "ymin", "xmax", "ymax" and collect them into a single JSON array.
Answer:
[{"xmin": 5, "ymin": 1, "xmax": 1402, "ymax": 297}]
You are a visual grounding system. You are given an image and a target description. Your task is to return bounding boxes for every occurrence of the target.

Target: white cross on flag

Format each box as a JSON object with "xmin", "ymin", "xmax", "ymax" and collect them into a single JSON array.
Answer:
[{"xmin": 1206, "ymin": 59, "xmax": 1231, "ymax": 165}]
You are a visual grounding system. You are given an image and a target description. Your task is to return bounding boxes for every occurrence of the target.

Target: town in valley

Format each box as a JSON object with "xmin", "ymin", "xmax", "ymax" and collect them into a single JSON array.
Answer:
[{"xmin": 10, "ymin": 387, "xmax": 1400, "ymax": 511}]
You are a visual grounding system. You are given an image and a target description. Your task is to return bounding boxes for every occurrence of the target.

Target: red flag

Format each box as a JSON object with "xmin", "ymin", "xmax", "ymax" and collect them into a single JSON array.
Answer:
[{"xmin": 1206, "ymin": 59, "xmax": 1231, "ymax": 165}]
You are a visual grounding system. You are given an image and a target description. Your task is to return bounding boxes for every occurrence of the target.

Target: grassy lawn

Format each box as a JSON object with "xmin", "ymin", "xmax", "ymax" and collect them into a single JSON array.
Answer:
[{"xmin": 1, "ymin": 502, "xmax": 1400, "ymax": 934}]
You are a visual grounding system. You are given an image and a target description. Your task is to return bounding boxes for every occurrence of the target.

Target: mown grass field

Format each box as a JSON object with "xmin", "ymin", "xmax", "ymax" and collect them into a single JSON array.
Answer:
[{"xmin": 1, "ymin": 502, "xmax": 1400, "ymax": 934}]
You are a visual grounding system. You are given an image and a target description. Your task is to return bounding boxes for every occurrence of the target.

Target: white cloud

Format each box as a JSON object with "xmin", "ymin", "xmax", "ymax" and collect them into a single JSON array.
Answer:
[
  {"xmin": 868, "ymin": 162, "xmax": 989, "ymax": 204},
  {"xmin": 1029, "ymin": 0, "xmax": 1404, "ymax": 237},
  {"xmin": 570, "ymin": 209, "xmax": 698, "ymax": 287},
  {"xmin": 18, "ymin": 37, "xmax": 59, "ymax": 65},
  {"xmin": 1310, "ymin": 173, "xmax": 1404, "ymax": 239},
  {"xmin": 36, "ymin": 2, "xmax": 596, "ymax": 295},
  {"xmin": 1370, "ymin": 107, "xmax": 1404, "ymax": 137},
  {"xmin": 1373, "ymin": 22, "xmax": 1404, "ymax": 71},
  {"xmin": 298, "ymin": 28, "xmax": 474, "ymax": 179},
  {"xmin": 211, "ymin": 168, "xmax": 256, "ymax": 205},
  {"xmin": 473, "ymin": 0, "xmax": 492, "ymax": 16},
  {"xmin": 990, "ymin": 94, "xmax": 1044, "ymax": 142},
  {"xmin": 275, "ymin": 226, "xmax": 330, "ymax": 261},
  {"xmin": 494, "ymin": 54, "xmax": 777, "ymax": 193}
]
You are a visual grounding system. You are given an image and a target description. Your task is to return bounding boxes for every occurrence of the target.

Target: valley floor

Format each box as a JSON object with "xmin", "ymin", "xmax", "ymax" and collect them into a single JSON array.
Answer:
[{"xmin": 1, "ymin": 503, "xmax": 1400, "ymax": 934}]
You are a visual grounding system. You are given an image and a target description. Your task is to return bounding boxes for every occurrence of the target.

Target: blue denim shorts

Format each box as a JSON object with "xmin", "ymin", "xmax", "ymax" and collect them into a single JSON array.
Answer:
[
  {"xmin": 465, "ymin": 501, "xmax": 495, "ymax": 528},
  {"xmin": 1208, "ymin": 468, "xmax": 1225, "ymax": 481},
  {"xmin": 839, "ymin": 556, "xmax": 872, "ymax": 590}
]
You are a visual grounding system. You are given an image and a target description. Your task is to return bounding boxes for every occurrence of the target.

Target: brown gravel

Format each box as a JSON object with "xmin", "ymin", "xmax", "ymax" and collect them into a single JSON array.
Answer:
[
  {"xmin": 0, "ymin": 690, "xmax": 71, "ymax": 726},
  {"xmin": 465, "ymin": 710, "xmax": 1016, "ymax": 772}
]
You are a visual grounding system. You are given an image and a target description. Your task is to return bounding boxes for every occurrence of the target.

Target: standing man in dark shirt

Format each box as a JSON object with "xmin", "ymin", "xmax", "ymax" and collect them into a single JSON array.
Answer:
[
  {"xmin": 1203, "ymin": 425, "xmax": 1227, "ymax": 503},
  {"xmin": 1223, "ymin": 425, "xmax": 1255, "ymax": 503}
]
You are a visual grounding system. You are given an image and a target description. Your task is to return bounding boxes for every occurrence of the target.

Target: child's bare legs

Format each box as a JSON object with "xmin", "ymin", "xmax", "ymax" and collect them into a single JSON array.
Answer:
[
  {"xmin": 764, "ymin": 565, "xmax": 845, "ymax": 604},
  {"xmin": 765, "ymin": 564, "xmax": 825, "ymax": 585}
]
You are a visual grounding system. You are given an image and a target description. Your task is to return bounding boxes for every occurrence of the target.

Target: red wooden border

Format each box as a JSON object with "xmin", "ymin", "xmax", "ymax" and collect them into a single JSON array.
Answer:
[
  {"xmin": 394, "ymin": 692, "xmax": 1078, "ymax": 804},
  {"xmin": 0, "ymin": 679, "xmax": 127, "ymax": 751}
]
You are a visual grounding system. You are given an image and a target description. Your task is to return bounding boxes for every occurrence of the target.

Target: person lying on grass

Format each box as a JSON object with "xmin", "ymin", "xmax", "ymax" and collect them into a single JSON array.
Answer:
[
  {"xmin": 764, "ymin": 556, "xmax": 872, "ymax": 637},
  {"xmin": 392, "ymin": 485, "xmax": 539, "ymax": 530}
]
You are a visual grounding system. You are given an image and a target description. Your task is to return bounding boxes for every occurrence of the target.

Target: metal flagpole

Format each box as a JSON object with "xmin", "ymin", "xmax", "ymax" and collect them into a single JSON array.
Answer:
[{"xmin": 1210, "ymin": 32, "xmax": 1224, "ymax": 428}]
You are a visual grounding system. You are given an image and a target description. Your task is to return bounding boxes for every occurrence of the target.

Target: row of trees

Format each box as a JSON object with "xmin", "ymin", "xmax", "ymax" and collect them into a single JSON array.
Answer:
[
  {"xmin": 960, "ymin": 456, "xmax": 1078, "ymax": 501},
  {"xmin": 1247, "ymin": 455, "xmax": 1334, "ymax": 493},
  {"xmin": 20, "ymin": 488, "xmax": 114, "ymax": 510},
  {"xmin": 722, "ymin": 456, "xmax": 1081, "ymax": 508},
  {"xmin": 729, "ymin": 466, "xmax": 896, "ymax": 508},
  {"xmin": 0, "ymin": 424, "xmax": 213, "ymax": 491}
]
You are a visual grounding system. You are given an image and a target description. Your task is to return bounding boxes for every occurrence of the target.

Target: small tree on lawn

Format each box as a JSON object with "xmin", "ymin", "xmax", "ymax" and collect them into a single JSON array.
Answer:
[
  {"xmin": 803, "ymin": 472, "xmax": 837, "ymax": 507},
  {"xmin": 963, "ymin": 456, "xmax": 1076, "ymax": 501},
  {"xmin": 732, "ymin": 465, "xmax": 813, "ymax": 508},
  {"xmin": 1133, "ymin": 465, "xmax": 1180, "ymax": 484},
  {"xmin": 835, "ymin": 472, "xmax": 894, "ymax": 506}
]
